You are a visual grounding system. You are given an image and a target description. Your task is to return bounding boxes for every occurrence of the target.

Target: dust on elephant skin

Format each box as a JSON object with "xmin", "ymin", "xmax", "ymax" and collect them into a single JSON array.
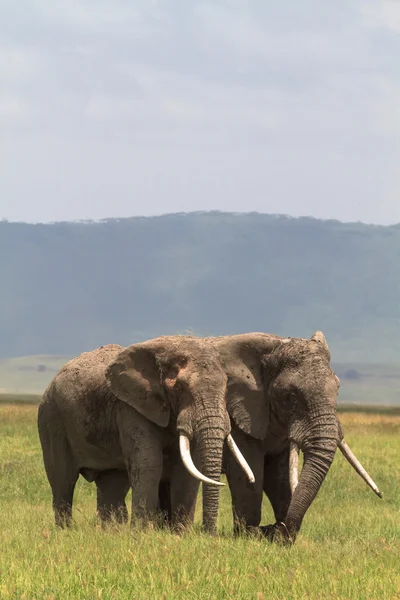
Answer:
[
  {"xmin": 210, "ymin": 331, "xmax": 380, "ymax": 543},
  {"xmin": 38, "ymin": 336, "xmax": 236, "ymax": 533}
]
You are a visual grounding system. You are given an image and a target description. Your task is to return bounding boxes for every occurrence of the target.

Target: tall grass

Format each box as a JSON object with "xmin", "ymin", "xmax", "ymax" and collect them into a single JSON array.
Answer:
[{"xmin": 0, "ymin": 405, "xmax": 399, "ymax": 599}]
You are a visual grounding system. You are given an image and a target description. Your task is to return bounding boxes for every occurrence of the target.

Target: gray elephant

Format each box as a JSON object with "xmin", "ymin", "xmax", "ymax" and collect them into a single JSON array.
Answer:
[
  {"xmin": 37, "ymin": 336, "xmax": 254, "ymax": 533},
  {"xmin": 208, "ymin": 331, "xmax": 381, "ymax": 544}
]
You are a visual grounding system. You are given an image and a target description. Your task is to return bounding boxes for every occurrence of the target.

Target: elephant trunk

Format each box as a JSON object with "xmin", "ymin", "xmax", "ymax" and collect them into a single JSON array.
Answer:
[
  {"xmin": 177, "ymin": 394, "xmax": 229, "ymax": 534},
  {"xmin": 178, "ymin": 369, "xmax": 256, "ymax": 535},
  {"xmin": 179, "ymin": 435, "xmax": 225, "ymax": 487},
  {"xmin": 284, "ymin": 413, "xmax": 339, "ymax": 540},
  {"xmin": 196, "ymin": 423, "xmax": 226, "ymax": 534}
]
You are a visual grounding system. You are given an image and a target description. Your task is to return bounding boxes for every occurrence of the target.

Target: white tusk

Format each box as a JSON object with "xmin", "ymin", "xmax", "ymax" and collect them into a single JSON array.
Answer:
[
  {"xmin": 338, "ymin": 439, "xmax": 382, "ymax": 498},
  {"xmin": 179, "ymin": 435, "xmax": 225, "ymax": 487},
  {"xmin": 226, "ymin": 434, "xmax": 255, "ymax": 483},
  {"xmin": 289, "ymin": 441, "xmax": 299, "ymax": 495}
]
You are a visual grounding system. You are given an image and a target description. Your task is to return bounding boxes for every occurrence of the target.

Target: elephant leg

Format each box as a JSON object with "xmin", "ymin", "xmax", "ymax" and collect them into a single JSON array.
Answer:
[
  {"xmin": 51, "ymin": 463, "xmax": 79, "ymax": 528},
  {"xmin": 224, "ymin": 428, "xmax": 264, "ymax": 535},
  {"xmin": 158, "ymin": 480, "xmax": 172, "ymax": 523},
  {"xmin": 38, "ymin": 415, "xmax": 79, "ymax": 528},
  {"xmin": 52, "ymin": 476, "xmax": 79, "ymax": 528},
  {"xmin": 128, "ymin": 454, "xmax": 163, "ymax": 526},
  {"xmin": 118, "ymin": 411, "xmax": 164, "ymax": 527},
  {"xmin": 263, "ymin": 447, "xmax": 292, "ymax": 523},
  {"xmin": 169, "ymin": 455, "xmax": 200, "ymax": 530},
  {"xmin": 96, "ymin": 469, "xmax": 130, "ymax": 525}
]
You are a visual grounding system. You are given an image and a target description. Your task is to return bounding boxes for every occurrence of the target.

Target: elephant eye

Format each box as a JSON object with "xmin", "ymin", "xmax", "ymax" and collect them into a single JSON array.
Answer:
[
  {"xmin": 288, "ymin": 392, "xmax": 298, "ymax": 410},
  {"xmin": 281, "ymin": 391, "xmax": 297, "ymax": 411},
  {"xmin": 164, "ymin": 376, "xmax": 177, "ymax": 389}
]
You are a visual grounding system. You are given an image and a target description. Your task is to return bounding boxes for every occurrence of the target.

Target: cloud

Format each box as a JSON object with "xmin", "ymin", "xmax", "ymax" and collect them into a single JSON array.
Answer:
[
  {"xmin": 371, "ymin": 76, "xmax": 400, "ymax": 135},
  {"xmin": 0, "ymin": 93, "xmax": 30, "ymax": 123},
  {"xmin": 0, "ymin": 45, "xmax": 41, "ymax": 85},
  {"xmin": 361, "ymin": 1, "xmax": 400, "ymax": 32},
  {"xmin": 84, "ymin": 94, "xmax": 141, "ymax": 121},
  {"xmin": 0, "ymin": 0, "xmax": 399, "ymax": 224}
]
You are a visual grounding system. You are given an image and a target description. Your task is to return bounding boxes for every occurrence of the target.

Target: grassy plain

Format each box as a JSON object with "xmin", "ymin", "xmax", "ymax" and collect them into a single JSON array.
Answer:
[{"xmin": 0, "ymin": 403, "xmax": 399, "ymax": 599}]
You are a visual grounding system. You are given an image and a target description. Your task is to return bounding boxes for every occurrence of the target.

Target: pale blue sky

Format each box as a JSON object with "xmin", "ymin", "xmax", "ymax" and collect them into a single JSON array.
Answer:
[{"xmin": 0, "ymin": 0, "xmax": 399, "ymax": 224}]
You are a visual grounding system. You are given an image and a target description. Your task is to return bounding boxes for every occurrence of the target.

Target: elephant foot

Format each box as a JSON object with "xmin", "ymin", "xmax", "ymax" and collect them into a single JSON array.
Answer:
[
  {"xmin": 233, "ymin": 521, "xmax": 264, "ymax": 539},
  {"xmin": 244, "ymin": 526, "xmax": 264, "ymax": 539},
  {"xmin": 202, "ymin": 525, "xmax": 219, "ymax": 537},
  {"xmin": 259, "ymin": 522, "xmax": 294, "ymax": 546},
  {"xmin": 170, "ymin": 522, "xmax": 191, "ymax": 535},
  {"xmin": 96, "ymin": 506, "xmax": 129, "ymax": 528}
]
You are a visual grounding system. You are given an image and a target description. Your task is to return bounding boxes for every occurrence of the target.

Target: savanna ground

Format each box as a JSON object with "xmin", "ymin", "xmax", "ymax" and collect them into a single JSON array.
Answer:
[{"xmin": 0, "ymin": 401, "xmax": 399, "ymax": 599}]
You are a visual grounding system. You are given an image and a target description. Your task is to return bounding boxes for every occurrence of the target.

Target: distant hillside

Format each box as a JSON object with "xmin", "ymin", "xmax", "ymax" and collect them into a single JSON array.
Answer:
[
  {"xmin": 0, "ymin": 355, "xmax": 70, "ymax": 394},
  {"xmin": 1, "ymin": 212, "xmax": 400, "ymax": 362},
  {"xmin": 2, "ymin": 354, "xmax": 400, "ymax": 404}
]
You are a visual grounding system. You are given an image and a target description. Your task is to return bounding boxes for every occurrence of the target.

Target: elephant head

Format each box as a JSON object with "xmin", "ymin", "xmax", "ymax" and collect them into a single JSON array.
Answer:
[
  {"xmin": 214, "ymin": 331, "xmax": 381, "ymax": 542},
  {"xmin": 105, "ymin": 335, "xmax": 254, "ymax": 533}
]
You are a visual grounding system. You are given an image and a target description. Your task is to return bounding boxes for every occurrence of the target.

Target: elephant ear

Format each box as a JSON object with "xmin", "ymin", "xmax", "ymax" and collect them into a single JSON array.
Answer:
[
  {"xmin": 311, "ymin": 331, "xmax": 331, "ymax": 358},
  {"xmin": 215, "ymin": 334, "xmax": 278, "ymax": 440},
  {"xmin": 227, "ymin": 381, "xmax": 269, "ymax": 440},
  {"xmin": 106, "ymin": 344, "xmax": 170, "ymax": 427}
]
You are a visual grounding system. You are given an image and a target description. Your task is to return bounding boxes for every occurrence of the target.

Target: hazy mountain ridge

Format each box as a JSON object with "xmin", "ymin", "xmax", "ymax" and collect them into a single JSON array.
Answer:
[{"xmin": 2, "ymin": 211, "xmax": 400, "ymax": 361}]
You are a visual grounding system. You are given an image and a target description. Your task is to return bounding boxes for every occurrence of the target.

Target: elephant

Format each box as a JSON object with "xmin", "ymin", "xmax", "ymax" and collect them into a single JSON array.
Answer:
[
  {"xmin": 206, "ymin": 331, "xmax": 381, "ymax": 544},
  {"xmin": 37, "ymin": 336, "xmax": 254, "ymax": 533}
]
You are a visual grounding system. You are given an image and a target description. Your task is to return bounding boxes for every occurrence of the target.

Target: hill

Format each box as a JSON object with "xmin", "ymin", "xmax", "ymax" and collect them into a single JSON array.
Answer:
[
  {"xmin": 1, "ymin": 211, "xmax": 400, "ymax": 364},
  {"xmin": 2, "ymin": 355, "xmax": 400, "ymax": 404}
]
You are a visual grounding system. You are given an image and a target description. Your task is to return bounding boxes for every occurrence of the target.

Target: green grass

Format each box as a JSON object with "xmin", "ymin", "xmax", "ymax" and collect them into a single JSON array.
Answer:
[{"xmin": 0, "ymin": 405, "xmax": 399, "ymax": 599}]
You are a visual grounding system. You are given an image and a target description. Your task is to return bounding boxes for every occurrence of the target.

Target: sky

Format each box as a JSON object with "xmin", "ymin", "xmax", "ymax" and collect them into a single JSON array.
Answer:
[{"xmin": 0, "ymin": 1, "xmax": 400, "ymax": 225}]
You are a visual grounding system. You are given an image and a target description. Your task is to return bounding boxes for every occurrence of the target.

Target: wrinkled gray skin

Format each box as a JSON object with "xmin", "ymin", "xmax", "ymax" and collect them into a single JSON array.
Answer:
[
  {"xmin": 208, "ymin": 331, "xmax": 344, "ymax": 543},
  {"xmin": 38, "ymin": 336, "xmax": 230, "ymax": 533}
]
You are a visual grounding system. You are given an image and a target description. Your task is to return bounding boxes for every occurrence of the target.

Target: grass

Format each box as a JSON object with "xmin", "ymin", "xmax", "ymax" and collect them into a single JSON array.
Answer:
[{"xmin": 0, "ymin": 404, "xmax": 399, "ymax": 599}]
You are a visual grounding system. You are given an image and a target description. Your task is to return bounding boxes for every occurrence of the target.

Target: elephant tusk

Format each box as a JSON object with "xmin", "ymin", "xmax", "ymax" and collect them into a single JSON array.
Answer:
[
  {"xmin": 338, "ymin": 439, "xmax": 382, "ymax": 498},
  {"xmin": 289, "ymin": 441, "xmax": 299, "ymax": 495},
  {"xmin": 179, "ymin": 435, "xmax": 225, "ymax": 487},
  {"xmin": 226, "ymin": 434, "xmax": 255, "ymax": 484}
]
